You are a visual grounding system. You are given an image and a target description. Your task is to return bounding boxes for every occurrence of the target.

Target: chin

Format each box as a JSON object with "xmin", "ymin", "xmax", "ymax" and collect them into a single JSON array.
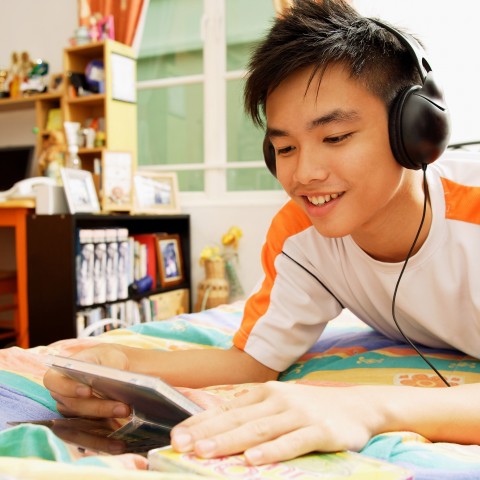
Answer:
[{"xmin": 310, "ymin": 219, "xmax": 353, "ymax": 239}]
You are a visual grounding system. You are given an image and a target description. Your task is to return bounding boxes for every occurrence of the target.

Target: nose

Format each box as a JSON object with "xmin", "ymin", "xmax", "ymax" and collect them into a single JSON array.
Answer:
[{"xmin": 293, "ymin": 146, "xmax": 329, "ymax": 184}]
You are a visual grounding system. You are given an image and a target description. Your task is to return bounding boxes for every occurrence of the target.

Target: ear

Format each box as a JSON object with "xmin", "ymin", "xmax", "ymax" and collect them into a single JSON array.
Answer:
[{"xmin": 263, "ymin": 135, "xmax": 277, "ymax": 177}]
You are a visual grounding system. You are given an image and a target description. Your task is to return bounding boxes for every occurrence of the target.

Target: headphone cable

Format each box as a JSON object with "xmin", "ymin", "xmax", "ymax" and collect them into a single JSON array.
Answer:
[
  {"xmin": 282, "ymin": 164, "xmax": 451, "ymax": 386},
  {"xmin": 391, "ymin": 163, "xmax": 450, "ymax": 387}
]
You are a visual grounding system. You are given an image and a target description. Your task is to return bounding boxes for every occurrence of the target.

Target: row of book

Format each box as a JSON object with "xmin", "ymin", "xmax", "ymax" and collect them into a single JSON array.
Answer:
[
  {"xmin": 76, "ymin": 288, "xmax": 189, "ymax": 337},
  {"xmin": 76, "ymin": 228, "xmax": 176, "ymax": 307}
]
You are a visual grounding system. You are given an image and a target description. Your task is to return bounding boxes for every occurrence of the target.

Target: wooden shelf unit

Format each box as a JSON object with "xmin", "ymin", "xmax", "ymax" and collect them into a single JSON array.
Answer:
[
  {"xmin": 0, "ymin": 39, "xmax": 137, "ymax": 210},
  {"xmin": 26, "ymin": 213, "xmax": 191, "ymax": 347}
]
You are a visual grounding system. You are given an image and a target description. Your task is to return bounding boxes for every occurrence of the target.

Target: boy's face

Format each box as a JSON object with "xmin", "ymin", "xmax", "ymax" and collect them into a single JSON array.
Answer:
[{"xmin": 266, "ymin": 63, "xmax": 410, "ymax": 241}]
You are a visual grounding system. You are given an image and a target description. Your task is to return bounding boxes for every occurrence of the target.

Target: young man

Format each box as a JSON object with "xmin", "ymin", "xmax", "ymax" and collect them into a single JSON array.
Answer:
[{"xmin": 44, "ymin": 0, "xmax": 480, "ymax": 466}]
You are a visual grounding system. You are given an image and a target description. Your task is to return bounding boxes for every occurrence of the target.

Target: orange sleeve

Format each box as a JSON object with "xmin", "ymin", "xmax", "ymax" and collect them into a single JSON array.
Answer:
[
  {"xmin": 233, "ymin": 201, "xmax": 311, "ymax": 350},
  {"xmin": 441, "ymin": 177, "xmax": 480, "ymax": 225}
]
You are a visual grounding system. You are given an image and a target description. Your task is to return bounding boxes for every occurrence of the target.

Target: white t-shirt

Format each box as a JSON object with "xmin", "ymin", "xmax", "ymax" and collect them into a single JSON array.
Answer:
[{"xmin": 233, "ymin": 154, "xmax": 480, "ymax": 371}]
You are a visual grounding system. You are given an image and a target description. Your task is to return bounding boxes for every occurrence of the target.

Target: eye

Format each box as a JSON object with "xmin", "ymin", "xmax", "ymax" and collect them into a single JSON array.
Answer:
[
  {"xmin": 276, "ymin": 145, "xmax": 296, "ymax": 156},
  {"xmin": 324, "ymin": 132, "xmax": 353, "ymax": 144}
]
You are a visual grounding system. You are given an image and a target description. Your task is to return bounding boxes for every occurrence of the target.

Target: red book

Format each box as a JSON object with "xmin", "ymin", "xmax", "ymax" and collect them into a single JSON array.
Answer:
[{"xmin": 132, "ymin": 233, "xmax": 158, "ymax": 288}]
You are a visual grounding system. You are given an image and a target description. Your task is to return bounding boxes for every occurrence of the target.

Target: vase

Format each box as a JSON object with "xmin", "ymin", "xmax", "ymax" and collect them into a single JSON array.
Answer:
[{"xmin": 195, "ymin": 258, "xmax": 230, "ymax": 311}]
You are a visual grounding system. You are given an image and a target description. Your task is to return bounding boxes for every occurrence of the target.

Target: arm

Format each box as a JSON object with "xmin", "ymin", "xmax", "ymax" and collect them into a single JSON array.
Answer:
[
  {"xmin": 43, "ymin": 344, "xmax": 277, "ymax": 418},
  {"xmin": 170, "ymin": 381, "xmax": 480, "ymax": 465}
]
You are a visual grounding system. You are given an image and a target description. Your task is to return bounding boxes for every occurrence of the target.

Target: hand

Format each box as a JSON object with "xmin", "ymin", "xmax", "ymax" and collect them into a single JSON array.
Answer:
[
  {"xmin": 171, "ymin": 381, "xmax": 384, "ymax": 465},
  {"xmin": 43, "ymin": 345, "xmax": 132, "ymax": 419}
]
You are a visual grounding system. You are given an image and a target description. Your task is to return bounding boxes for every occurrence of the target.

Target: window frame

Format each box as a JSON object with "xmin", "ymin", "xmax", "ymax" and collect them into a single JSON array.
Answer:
[{"xmin": 135, "ymin": 0, "xmax": 286, "ymax": 207}]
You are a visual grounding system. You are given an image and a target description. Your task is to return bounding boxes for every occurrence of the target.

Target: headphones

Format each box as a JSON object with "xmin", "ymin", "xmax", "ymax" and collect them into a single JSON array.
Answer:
[{"xmin": 263, "ymin": 18, "xmax": 451, "ymax": 175}]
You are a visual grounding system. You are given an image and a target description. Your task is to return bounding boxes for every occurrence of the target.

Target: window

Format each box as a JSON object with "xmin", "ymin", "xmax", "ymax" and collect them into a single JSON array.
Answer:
[{"xmin": 137, "ymin": 0, "xmax": 283, "ymax": 205}]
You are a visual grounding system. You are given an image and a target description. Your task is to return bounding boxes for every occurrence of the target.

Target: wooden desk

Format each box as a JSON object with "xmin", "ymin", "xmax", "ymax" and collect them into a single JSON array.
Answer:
[{"xmin": 0, "ymin": 200, "xmax": 34, "ymax": 348}]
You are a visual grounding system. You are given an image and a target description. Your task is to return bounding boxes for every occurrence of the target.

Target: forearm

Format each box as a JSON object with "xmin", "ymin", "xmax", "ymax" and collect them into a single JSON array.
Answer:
[
  {"xmin": 104, "ymin": 344, "xmax": 279, "ymax": 388},
  {"xmin": 368, "ymin": 383, "xmax": 480, "ymax": 445}
]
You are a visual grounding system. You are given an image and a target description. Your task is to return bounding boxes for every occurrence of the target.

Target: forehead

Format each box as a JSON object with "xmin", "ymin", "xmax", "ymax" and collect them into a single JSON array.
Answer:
[
  {"xmin": 265, "ymin": 64, "xmax": 384, "ymax": 125},
  {"xmin": 265, "ymin": 66, "xmax": 388, "ymax": 137}
]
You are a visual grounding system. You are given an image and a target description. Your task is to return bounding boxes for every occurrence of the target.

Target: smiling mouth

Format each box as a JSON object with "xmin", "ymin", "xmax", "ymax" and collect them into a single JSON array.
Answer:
[{"xmin": 306, "ymin": 192, "xmax": 344, "ymax": 206}]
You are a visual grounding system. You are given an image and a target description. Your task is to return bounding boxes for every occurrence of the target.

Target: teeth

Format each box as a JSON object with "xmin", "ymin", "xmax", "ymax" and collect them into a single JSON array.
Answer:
[{"xmin": 307, "ymin": 193, "xmax": 341, "ymax": 205}]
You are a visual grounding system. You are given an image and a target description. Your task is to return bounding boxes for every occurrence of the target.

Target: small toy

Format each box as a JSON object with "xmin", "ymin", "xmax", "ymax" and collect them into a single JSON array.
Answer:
[{"xmin": 20, "ymin": 57, "xmax": 49, "ymax": 95}]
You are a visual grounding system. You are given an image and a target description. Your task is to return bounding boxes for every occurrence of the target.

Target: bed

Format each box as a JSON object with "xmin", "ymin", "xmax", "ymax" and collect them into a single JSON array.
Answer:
[{"xmin": 1, "ymin": 302, "xmax": 480, "ymax": 479}]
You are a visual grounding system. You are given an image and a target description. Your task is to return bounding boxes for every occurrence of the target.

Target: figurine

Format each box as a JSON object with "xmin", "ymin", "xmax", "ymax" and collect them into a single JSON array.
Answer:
[
  {"xmin": 8, "ymin": 52, "xmax": 21, "ymax": 98},
  {"xmin": 0, "ymin": 69, "xmax": 9, "ymax": 98},
  {"xmin": 20, "ymin": 58, "xmax": 49, "ymax": 95}
]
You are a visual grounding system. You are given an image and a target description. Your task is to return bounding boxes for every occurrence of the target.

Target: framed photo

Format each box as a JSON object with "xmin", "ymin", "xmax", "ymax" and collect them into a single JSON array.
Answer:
[
  {"xmin": 102, "ymin": 150, "xmax": 133, "ymax": 212},
  {"xmin": 133, "ymin": 171, "xmax": 180, "ymax": 214},
  {"xmin": 156, "ymin": 234, "xmax": 184, "ymax": 287},
  {"xmin": 110, "ymin": 52, "xmax": 136, "ymax": 103},
  {"xmin": 61, "ymin": 168, "xmax": 100, "ymax": 214}
]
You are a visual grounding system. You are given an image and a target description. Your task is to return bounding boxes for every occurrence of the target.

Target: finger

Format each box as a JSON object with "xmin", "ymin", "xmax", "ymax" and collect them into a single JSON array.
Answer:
[
  {"xmin": 244, "ymin": 426, "xmax": 325, "ymax": 465},
  {"xmin": 43, "ymin": 368, "xmax": 93, "ymax": 398},
  {"xmin": 191, "ymin": 409, "xmax": 304, "ymax": 459},
  {"xmin": 173, "ymin": 404, "xmax": 303, "ymax": 459},
  {"xmin": 175, "ymin": 384, "xmax": 268, "ymax": 429},
  {"xmin": 171, "ymin": 389, "xmax": 279, "ymax": 452},
  {"xmin": 51, "ymin": 391, "xmax": 130, "ymax": 419}
]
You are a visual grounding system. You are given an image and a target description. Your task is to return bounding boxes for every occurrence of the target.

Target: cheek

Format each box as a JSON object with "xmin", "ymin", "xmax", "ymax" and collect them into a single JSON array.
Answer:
[{"xmin": 275, "ymin": 160, "xmax": 295, "ymax": 189}]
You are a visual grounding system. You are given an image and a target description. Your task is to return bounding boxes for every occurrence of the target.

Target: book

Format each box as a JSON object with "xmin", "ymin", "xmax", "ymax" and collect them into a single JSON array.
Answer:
[
  {"xmin": 45, "ymin": 108, "xmax": 62, "ymax": 131},
  {"xmin": 148, "ymin": 447, "xmax": 413, "ymax": 479},
  {"xmin": 92, "ymin": 228, "xmax": 107, "ymax": 304},
  {"xmin": 76, "ymin": 229, "xmax": 95, "ymax": 306},
  {"xmin": 132, "ymin": 233, "xmax": 158, "ymax": 287},
  {"xmin": 105, "ymin": 228, "xmax": 119, "ymax": 302},
  {"xmin": 117, "ymin": 228, "xmax": 130, "ymax": 300}
]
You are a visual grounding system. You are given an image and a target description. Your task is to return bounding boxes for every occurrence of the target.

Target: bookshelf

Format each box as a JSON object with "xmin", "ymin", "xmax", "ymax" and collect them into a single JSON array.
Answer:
[
  {"xmin": 63, "ymin": 40, "xmax": 137, "ymax": 205},
  {"xmin": 26, "ymin": 213, "xmax": 190, "ymax": 347},
  {"xmin": 0, "ymin": 40, "xmax": 137, "ymax": 211}
]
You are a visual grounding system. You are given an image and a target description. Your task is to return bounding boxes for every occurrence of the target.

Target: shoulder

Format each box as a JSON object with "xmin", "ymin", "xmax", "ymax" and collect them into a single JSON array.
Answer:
[
  {"xmin": 430, "ymin": 151, "xmax": 480, "ymax": 185},
  {"xmin": 430, "ymin": 151, "xmax": 480, "ymax": 225}
]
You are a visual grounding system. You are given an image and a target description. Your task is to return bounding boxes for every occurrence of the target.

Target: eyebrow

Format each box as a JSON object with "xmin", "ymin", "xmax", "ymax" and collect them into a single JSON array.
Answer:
[{"xmin": 267, "ymin": 108, "xmax": 360, "ymax": 138}]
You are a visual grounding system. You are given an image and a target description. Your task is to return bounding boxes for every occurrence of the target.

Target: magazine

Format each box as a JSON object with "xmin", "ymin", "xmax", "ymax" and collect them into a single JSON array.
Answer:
[{"xmin": 148, "ymin": 447, "xmax": 413, "ymax": 479}]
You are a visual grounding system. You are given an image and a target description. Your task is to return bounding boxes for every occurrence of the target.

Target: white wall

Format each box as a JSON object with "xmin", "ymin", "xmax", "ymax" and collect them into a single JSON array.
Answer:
[
  {"xmin": 354, "ymin": 0, "xmax": 480, "ymax": 144},
  {"xmin": 0, "ymin": 1, "xmax": 76, "ymax": 146},
  {"xmin": 1, "ymin": 1, "xmax": 479, "ymax": 303}
]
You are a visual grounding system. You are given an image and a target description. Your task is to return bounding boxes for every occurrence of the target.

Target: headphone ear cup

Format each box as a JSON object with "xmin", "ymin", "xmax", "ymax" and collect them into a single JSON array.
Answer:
[
  {"xmin": 263, "ymin": 135, "xmax": 277, "ymax": 177},
  {"xmin": 389, "ymin": 86, "xmax": 417, "ymax": 169},
  {"xmin": 389, "ymin": 74, "xmax": 451, "ymax": 170}
]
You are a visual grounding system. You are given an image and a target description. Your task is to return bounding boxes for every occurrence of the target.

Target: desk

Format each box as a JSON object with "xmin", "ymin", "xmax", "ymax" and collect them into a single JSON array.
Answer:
[{"xmin": 0, "ymin": 200, "xmax": 34, "ymax": 348}]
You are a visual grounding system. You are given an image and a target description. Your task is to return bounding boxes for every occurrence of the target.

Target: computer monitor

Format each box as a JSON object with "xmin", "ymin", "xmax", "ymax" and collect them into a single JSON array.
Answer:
[{"xmin": 0, "ymin": 145, "xmax": 35, "ymax": 191}]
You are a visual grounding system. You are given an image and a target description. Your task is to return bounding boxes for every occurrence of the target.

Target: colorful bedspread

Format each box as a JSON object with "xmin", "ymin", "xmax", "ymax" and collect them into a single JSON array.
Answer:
[{"xmin": 1, "ymin": 303, "xmax": 480, "ymax": 479}]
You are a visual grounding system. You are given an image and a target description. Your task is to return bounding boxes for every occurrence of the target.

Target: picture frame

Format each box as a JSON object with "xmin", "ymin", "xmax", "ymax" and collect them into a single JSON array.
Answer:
[
  {"xmin": 61, "ymin": 168, "xmax": 100, "ymax": 214},
  {"xmin": 102, "ymin": 150, "xmax": 134, "ymax": 212},
  {"xmin": 156, "ymin": 234, "xmax": 184, "ymax": 287},
  {"xmin": 133, "ymin": 171, "xmax": 180, "ymax": 214},
  {"xmin": 110, "ymin": 52, "xmax": 136, "ymax": 103}
]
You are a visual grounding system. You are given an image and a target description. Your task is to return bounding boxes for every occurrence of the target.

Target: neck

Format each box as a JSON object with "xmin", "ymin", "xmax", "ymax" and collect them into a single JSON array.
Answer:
[{"xmin": 353, "ymin": 169, "xmax": 431, "ymax": 263}]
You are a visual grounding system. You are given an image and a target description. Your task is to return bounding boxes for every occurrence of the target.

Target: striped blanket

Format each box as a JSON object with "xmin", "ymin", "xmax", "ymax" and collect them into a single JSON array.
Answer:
[{"xmin": 0, "ymin": 303, "xmax": 479, "ymax": 479}]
